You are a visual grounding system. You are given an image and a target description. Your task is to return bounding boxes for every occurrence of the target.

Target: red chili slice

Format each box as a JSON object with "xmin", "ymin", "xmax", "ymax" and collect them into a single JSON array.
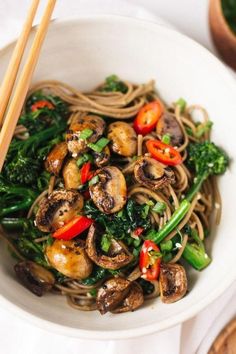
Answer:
[
  {"xmin": 31, "ymin": 100, "xmax": 54, "ymax": 112},
  {"xmin": 52, "ymin": 215, "xmax": 94, "ymax": 240},
  {"xmin": 139, "ymin": 240, "xmax": 161, "ymax": 281},
  {"xmin": 133, "ymin": 101, "xmax": 163, "ymax": 135},
  {"xmin": 146, "ymin": 139, "xmax": 182, "ymax": 166}
]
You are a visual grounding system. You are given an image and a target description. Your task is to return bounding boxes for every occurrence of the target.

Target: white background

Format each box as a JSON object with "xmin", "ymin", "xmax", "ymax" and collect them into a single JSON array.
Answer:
[{"xmin": 0, "ymin": 1, "xmax": 235, "ymax": 354}]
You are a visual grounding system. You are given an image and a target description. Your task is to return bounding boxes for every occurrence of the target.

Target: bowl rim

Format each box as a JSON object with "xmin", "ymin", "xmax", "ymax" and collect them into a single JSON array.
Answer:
[{"xmin": 0, "ymin": 14, "xmax": 236, "ymax": 340}]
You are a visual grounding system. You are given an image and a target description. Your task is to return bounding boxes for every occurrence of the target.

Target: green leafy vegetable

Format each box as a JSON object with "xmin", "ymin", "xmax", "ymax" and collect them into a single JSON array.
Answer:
[
  {"xmin": 0, "ymin": 176, "xmax": 37, "ymax": 217},
  {"xmin": 84, "ymin": 199, "xmax": 151, "ymax": 243},
  {"xmin": 222, "ymin": 0, "xmax": 236, "ymax": 34},
  {"xmin": 101, "ymin": 75, "xmax": 128, "ymax": 93}
]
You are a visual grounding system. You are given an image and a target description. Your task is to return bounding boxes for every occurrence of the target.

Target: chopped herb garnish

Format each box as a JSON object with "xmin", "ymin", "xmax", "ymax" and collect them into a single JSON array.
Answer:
[
  {"xmin": 152, "ymin": 201, "xmax": 166, "ymax": 214},
  {"xmin": 160, "ymin": 239, "xmax": 173, "ymax": 252},
  {"xmin": 195, "ymin": 121, "xmax": 213, "ymax": 138},
  {"xmin": 88, "ymin": 137, "xmax": 110, "ymax": 153},
  {"xmin": 101, "ymin": 234, "xmax": 111, "ymax": 253},
  {"xmin": 162, "ymin": 133, "xmax": 171, "ymax": 145},
  {"xmin": 77, "ymin": 153, "xmax": 93, "ymax": 168},
  {"xmin": 176, "ymin": 98, "xmax": 187, "ymax": 113},
  {"xmin": 89, "ymin": 175, "xmax": 99, "ymax": 186},
  {"xmin": 79, "ymin": 128, "xmax": 93, "ymax": 140},
  {"xmin": 89, "ymin": 289, "xmax": 97, "ymax": 297}
]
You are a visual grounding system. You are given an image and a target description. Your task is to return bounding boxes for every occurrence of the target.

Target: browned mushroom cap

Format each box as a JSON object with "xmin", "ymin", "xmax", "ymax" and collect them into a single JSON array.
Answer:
[
  {"xmin": 112, "ymin": 282, "xmax": 144, "ymax": 313},
  {"xmin": 14, "ymin": 261, "xmax": 55, "ymax": 297},
  {"xmin": 45, "ymin": 142, "xmax": 68, "ymax": 176},
  {"xmin": 46, "ymin": 239, "xmax": 93, "ymax": 279},
  {"xmin": 89, "ymin": 166, "xmax": 127, "ymax": 214},
  {"xmin": 159, "ymin": 263, "xmax": 187, "ymax": 304},
  {"xmin": 92, "ymin": 145, "xmax": 110, "ymax": 167},
  {"xmin": 35, "ymin": 189, "xmax": 84, "ymax": 233},
  {"xmin": 96, "ymin": 277, "xmax": 131, "ymax": 314},
  {"xmin": 107, "ymin": 122, "xmax": 137, "ymax": 157},
  {"xmin": 66, "ymin": 115, "xmax": 105, "ymax": 157},
  {"xmin": 86, "ymin": 224, "xmax": 133, "ymax": 270},
  {"xmin": 134, "ymin": 156, "xmax": 175, "ymax": 190},
  {"xmin": 156, "ymin": 113, "xmax": 184, "ymax": 147},
  {"xmin": 63, "ymin": 159, "xmax": 81, "ymax": 189}
]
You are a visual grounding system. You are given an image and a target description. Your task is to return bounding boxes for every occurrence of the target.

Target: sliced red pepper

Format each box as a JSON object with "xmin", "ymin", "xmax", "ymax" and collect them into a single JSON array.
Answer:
[
  {"xmin": 133, "ymin": 101, "xmax": 163, "ymax": 135},
  {"xmin": 31, "ymin": 100, "xmax": 54, "ymax": 112},
  {"xmin": 139, "ymin": 240, "xmax": 161, "ymax": 281},
  {"xmin": 146, "ymin": 139, "xmax": 182, "ymax": 166},
  {"xmin": 52, "ymin": 215, "xmax": 94, "ymax": 240},
  {"xmin": 134, "ymin": 227, "xmax": 144, "ymax": 237},
  {"xmin": 80, "ymin": 162, "xmax": 92, "ymax": 184}
]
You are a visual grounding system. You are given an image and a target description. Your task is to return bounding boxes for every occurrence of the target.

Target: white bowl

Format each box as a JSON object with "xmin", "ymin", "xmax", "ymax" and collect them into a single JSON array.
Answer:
[{"xmin": 0, "ymin": 15, "xmax": 236, "ymax": 340}]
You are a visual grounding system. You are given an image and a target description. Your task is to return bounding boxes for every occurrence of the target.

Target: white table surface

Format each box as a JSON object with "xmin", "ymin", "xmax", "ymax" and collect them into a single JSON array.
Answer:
[{"xmin": 0, "ymin": 1, "xmax": 235, "ymax": 354}]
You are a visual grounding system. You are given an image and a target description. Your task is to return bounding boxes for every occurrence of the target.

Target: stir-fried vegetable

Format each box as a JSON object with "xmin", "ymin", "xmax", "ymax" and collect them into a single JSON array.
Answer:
[
  {"xmin": 146, "ymin": 140, "xmax": 182, "ymax": 166},
  {"xmin": 133, "ymin": 101, "xmax": 163, "ymax": 135},
  {"xmin": 139, "ymin": 240, "xmax": 161, "ymax": 281},
  {"xmin": 52, "ymin": 216, "xmax": 94, "ymax": 240},
  {"xmin": 149, "ymin": 141, "xmax": 228, "ymax": 269}
]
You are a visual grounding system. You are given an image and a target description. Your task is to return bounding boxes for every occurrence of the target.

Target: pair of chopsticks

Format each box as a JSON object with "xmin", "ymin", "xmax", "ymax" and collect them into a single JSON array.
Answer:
[{"xmin": 0, "ymin": 0, "xmax": 56, "ymax": 171}]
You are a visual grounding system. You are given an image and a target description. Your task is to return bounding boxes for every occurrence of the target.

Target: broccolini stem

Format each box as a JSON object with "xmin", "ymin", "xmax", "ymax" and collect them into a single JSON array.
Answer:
[
  {"xmin": 150, "ymin": 200, "xmax": 190, "ymax": 244},
  {"xmin": 185, "ymin": 173, "xmax": 208, "ymax": 202},
  {"xmin": 0, "ymin": 218, "xmax": 26, "ymax": 231},
  {"xmin": 182, "ymin": 242, "xmax": 211, "ymax": 270},
  {"xmin": 0, "ymin": 188, "xmax": 37, "ymax": 217}
]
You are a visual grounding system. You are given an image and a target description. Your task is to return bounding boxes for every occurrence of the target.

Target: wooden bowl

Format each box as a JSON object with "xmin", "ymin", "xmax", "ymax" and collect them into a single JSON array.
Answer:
[{"xmin": 209, "ymin": 0, "xmax": 236, "ymax": 70}]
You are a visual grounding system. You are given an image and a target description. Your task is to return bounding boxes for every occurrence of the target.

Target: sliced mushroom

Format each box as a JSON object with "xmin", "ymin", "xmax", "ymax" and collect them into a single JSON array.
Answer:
[
  {"xmin": 134, "ymin": 156, "xmax": 175, "ymax": 190},
  {"xmin": 14, "ymin": 261, "xmax": 55, "ymax": 297},
  {"xmin": 92, "ymin": 145, "xmax": 110, "ymax": 167},
  {"xmin": 107, "ymin": 122, "xmax": 137, "ymax": 157},
  {"xmin": 159, "ymin": 263, "xmax": 187, "ymax": 303},
  {"xmin": 86, "ymin": 224, "xmax": 133, "ymax": 270},
  {"xmin": 156, "ymin": 113, "xmax": 184, "ymax": 147},
  {"xmin": 112, "ymin": 282, "xmax": 144, "ymax": 313},
  {"xmin": 96, "ymin": 277, "xmax": 131, "ymax": 314},
  {"xmin": 35, "ymin": 189, "xmax": 84, "ymax": 233},
  {"xmin": 46, "ymin": 239, "xmax": 93, "ymax": 279},
  {"xmin": 66, "ymin": 115, "xmax": 105, "ymax": 157},
  {"xmin": 45, "ymin": 142, "xmax": 68, "ymax": 176},
  {"xmin": 89, "ymin": 166, "xmax": 127, "ymax": 214},
  {"xmin": 63, "ymin": 159, "xmax": 81, "ymax": 189}
]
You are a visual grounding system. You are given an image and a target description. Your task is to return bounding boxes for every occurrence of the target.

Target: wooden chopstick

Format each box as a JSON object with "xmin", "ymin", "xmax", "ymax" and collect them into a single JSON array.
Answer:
[
  {"xmin": 0, "ymin": 0, "xmax": 56, "ymax": 171},
  {"xmin": 0, "ymin": 0, "xmax": 40, "ymax": 127}
]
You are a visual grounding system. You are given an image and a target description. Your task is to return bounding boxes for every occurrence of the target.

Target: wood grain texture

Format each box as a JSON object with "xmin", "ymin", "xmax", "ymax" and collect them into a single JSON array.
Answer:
[{"xmin": 208, "ymin": 317, "xmax": 236, "ymax": 354}]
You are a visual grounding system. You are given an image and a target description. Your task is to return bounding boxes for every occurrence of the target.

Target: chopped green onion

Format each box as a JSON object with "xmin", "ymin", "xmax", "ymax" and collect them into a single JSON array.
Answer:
[
  {"xmin": 160, "ymin": 239, "xmax": 173, "ymax": 252},
  {"xmin": 141, "ymin": 204, "xmax": 150, "ymax": 218},
  {"xmin": 162, "ymin": 134, "xmax": 171, "ymax": 145},
  {"xmin": 79, "ymin": 128, "xmax": 93, "ymax": 140},
  {"xmin": 152, "ymin": 201, "xmax": 166, "ymax": 214},
  {"xmin": 133, "ymin": 238, "xmax": 141, "ymax": 248},
  {"xmin": 77, "ymin": 153, "xmax": 93, "ymax": 168},
  {"xmin": 101, "ymin": 234, "xmax": 111, "ymax": 253},
  {"xmin": 176, "ymin": 98, "xmax": 187, "ymax": 113},
  {"xmin": 146, "ymin": 200, "xmax": 155, "ymax": 207},
  {"xmin": 185, "ymin": 127, "xmax": 193, "ymax": 136},
  {"xmin": 195, "ymin": 121, "xmax": 213, "ymax": 138},
  {"xmin": 88, "ymin": 137, "xmax": 110, "ymax": 153},
  {"xmin": 89, "ymin": 175, "xmax": 99, "ymax": 186},
  {"xmin": 89, "ymin": 289, "xmax": 97, "ymax": 297}
]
